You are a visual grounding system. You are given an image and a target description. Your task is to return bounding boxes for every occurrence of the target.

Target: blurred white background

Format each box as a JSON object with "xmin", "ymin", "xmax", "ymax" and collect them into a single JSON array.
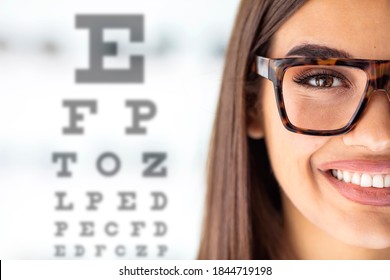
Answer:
[{"xmin": 0, "ymin": 0, "xmax": 240, "ymax": 259}]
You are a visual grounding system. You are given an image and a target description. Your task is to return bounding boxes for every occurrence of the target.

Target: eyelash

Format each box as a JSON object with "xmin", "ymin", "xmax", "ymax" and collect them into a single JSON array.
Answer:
[{"xmin": 291, "ymin": 69, "xmax": 351, "ymax": 88}]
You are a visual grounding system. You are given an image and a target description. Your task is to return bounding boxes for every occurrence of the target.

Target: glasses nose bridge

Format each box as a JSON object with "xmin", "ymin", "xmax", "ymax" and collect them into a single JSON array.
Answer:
[
  {"xmin": 366, "ymin": 62, "xmax": 390, "ymax": 104},
  {"xmin": 369, "ymin": 61, "xmax": 390, "ymax": 92}
]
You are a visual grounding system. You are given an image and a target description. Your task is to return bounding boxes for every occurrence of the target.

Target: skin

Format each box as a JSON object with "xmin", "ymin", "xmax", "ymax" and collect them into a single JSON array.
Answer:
[{"xmin": 248, "ymin": 0, "xmax": 390, "ymax": 259}]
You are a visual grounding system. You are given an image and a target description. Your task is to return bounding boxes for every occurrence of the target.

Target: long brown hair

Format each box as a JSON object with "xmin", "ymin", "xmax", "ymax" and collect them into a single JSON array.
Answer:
[{"xmin": 198, "ymin": 0, "xmax": 306, "ymax": 259}]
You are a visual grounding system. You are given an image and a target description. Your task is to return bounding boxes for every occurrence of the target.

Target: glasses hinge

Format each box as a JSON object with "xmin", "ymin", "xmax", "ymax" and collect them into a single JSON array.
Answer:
[{"xmin": 256, "ymin": 56, "xmax": 269, "ymax": 79}]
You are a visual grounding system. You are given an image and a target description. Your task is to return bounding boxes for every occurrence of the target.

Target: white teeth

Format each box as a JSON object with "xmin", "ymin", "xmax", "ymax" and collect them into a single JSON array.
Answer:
[
  {"xmin": 372, "ymin": 175, "xmax": 384, "ymax": 188},
  {"xmin": 360, "ymin": 174, "xmax": 372, "ymax": 187},
  {"xmin": 331, "ymin": 169, "xmax": 390, "ymax": 188},
  {"xmin": 385, "ymin": 175, "xmax": 390, "ymax": 187},
  {"xmin": 337, "ymin": 170, "xmax": 343, "ymax": 180},
  {"xmin": 351, "ymin": 173, "xmax": 361, "ymax": 185},
  {"xmin": 343, "ymin": 171, "xmax": 352, "ymax": 183}
]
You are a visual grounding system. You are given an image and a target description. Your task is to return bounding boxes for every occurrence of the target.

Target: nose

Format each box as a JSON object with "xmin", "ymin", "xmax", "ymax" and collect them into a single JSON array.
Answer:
[{"xmin": 342, "ymin": 90, "xmax": 390, "ymax": 152}]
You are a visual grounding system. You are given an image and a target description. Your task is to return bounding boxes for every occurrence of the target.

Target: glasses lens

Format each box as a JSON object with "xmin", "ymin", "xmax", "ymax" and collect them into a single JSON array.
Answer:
[{"xmin": 282, "ymin": 65, "xmax": 367, "ymax": 131}]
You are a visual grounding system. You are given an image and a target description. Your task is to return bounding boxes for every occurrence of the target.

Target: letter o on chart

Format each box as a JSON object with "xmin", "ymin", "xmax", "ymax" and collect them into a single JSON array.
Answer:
[{"xmin": 96, "ymin": 152, "xmax": 121, "ymax": 176}]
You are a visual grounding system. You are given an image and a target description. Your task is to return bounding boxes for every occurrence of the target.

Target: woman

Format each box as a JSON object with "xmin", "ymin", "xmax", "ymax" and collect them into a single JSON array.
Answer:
[{"xmin": 198, "ymin": 0, "xmax": 390, "ymax": 259}]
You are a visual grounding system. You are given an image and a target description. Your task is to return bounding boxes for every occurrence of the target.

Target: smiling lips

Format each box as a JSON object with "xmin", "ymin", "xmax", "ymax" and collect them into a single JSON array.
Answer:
[{"xmin": 320, "ymin": 160, "xmax": 390, "ymax": 206}]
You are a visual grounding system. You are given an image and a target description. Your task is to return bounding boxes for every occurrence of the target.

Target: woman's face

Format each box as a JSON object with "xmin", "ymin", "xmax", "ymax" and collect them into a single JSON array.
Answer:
[{"xmin": 252, "ymin": 0, "xmax": 390, "ymax": 251}]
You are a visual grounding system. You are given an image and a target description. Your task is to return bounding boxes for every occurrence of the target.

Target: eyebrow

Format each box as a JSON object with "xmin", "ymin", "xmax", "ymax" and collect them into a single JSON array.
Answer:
[{"xmin": 286, "ymin": 44, "xmax": 352, "ymax": 58}]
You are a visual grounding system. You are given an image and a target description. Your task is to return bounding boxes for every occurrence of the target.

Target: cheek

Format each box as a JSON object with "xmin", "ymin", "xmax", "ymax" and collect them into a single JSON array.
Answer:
[{"xmin": 261, "ymin": 80, "xmax": 326, "ymax": 208}]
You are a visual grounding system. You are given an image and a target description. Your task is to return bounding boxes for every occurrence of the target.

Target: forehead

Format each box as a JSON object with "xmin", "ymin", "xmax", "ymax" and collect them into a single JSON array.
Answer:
[{"xmin": 270, "ymin": 0, "xmax": 390, "ymax": 59}]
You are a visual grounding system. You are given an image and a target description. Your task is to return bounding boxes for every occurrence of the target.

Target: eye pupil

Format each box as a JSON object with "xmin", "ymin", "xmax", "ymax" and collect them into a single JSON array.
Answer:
[{"xmin": 316, "ymin": 75, "xmax": 333, "ymax": 87}]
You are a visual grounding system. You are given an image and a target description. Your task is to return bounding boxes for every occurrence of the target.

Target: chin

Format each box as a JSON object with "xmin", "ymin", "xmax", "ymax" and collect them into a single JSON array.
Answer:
[{"xmin": 330, "ymin": 223, "xmax": 390, "ymax": 250}]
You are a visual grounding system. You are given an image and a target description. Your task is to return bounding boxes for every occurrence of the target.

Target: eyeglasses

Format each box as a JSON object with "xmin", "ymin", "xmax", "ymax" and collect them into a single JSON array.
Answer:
[{"xmin": 255, "ymin": 56, "xmax": 390, "ymax": 136}]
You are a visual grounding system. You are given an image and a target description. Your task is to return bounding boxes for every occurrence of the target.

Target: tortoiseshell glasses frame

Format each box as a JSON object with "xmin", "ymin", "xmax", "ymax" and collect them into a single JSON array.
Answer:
[{"xmin": 255, "ymin": 56, "xmax": 390, "ymax": 136}]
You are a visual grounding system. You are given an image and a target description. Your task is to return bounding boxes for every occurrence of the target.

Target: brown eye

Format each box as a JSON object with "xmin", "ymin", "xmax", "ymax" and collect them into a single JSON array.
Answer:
[
  {"xmin": 292, "ymin": 68, "xmax": 351, "ymax": 89},
  {"xmin": 312, "ymin": 75, "xmax": 335, "ymax": 87}
]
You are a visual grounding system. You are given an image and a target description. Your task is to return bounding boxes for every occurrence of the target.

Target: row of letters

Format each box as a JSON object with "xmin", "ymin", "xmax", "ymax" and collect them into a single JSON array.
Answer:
[
  {"xmin": 54, "ymin": 244, "xmax": 167, "ymax": 258},
  {"xmin": 52, "ymin": 152, "xmax": 167, "ymax": 177},
  {"xmin": 55, "ymin": 221, "xmax": 167, "ymax": 237}
]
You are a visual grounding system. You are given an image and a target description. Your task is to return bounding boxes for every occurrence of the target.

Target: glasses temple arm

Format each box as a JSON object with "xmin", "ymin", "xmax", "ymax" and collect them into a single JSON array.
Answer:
[{"xmin": 255, "ymin": 56, "xmax": 270, "ymax": 79}]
